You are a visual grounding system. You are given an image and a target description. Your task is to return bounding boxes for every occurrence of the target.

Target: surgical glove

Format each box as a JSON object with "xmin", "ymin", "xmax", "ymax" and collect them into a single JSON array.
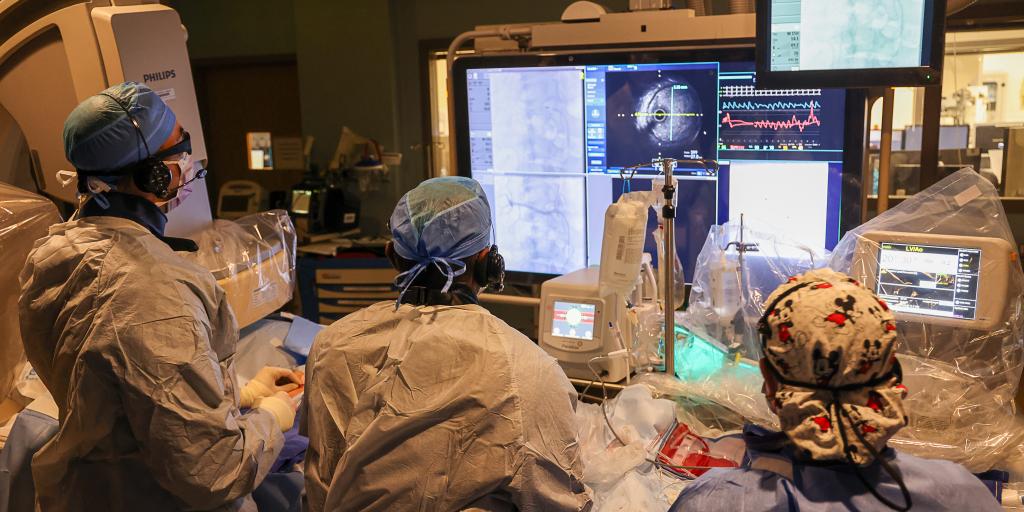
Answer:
[
  {"xmin": 240, "ymin": 366, "xmax": 302, "ymax": 408},
  {"xmin": 256, "ymin": 391, "xmax": 299, "ymax": 432}
]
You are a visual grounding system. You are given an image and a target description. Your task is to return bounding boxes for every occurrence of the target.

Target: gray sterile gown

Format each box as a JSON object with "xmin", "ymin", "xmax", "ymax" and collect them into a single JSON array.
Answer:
[
  {"xmin": 302, "ymin": 301, "xmax": 593, "ymax": 512},
  {"xmin": 18, "ymin": 216, "xmax": 283, "ymax": 511}
]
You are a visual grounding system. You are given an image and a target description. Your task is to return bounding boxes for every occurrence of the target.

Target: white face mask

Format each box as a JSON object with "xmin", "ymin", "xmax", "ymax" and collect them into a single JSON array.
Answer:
[{"xmin": 160, "ymin": 153, "xmax": 196, "ymax": 212}]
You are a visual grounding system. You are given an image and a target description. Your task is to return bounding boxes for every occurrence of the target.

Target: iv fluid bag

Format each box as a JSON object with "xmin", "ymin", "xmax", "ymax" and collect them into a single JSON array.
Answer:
[
  {"xmin": 709, "ymin": 252, "xmax": 742, "ymax": 320},
  {"xmin": 599, "ymin": 192, "xmax": 651, "ymax": 298}
]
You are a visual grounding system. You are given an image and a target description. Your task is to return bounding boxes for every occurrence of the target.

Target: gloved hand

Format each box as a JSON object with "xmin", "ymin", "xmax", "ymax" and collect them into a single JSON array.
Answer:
[
  {"xmin": 240, "ymin": 366, "xmax": 303, "ymax": 408},
  {"xmin": 256, "ymin": 391, "xmax": 299, "ymax": 432}
]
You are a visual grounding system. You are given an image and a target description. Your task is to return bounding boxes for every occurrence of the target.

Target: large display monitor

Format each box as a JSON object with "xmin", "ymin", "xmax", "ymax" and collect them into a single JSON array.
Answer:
[
  {"xmin": 756, "ymin": 0, "xmax": 946, "ymax": 88},
  {"xmin": 453, "ymin": 49, "xmax": 864, "ymax": 280}
]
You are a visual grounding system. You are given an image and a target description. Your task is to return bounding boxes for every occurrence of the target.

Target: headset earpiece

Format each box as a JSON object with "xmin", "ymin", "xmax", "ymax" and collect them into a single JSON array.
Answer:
[
  {"xmin": 98, "ymin": 92, "xmax": 173, "ymax": 200},
  {"xmin": 474, "ymin": 245, "xmax": 505, "ymax": 293}
]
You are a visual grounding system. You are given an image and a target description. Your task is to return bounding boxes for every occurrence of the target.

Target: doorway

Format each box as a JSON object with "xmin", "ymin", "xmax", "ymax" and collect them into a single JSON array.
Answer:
[{"xmin": 192, "ymin": 57, "xmax": 303, "ymax": 215}]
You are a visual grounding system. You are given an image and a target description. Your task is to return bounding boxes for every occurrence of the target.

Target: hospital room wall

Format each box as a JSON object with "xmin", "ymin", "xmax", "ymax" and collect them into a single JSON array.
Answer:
[
  {"xmin": 166, "ymin": 0, "xmax": 296, "ymax": 59},
  {"xmin": 292, "ymin": 1, "xmax": 401, "ymax": 171},
  {"xmin": 168, "ymin": 0, "xmax": 636, "ymax": 202}
]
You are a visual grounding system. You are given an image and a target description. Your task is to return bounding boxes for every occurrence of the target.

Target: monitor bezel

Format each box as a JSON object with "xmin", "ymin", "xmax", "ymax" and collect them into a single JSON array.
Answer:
[
  {"xmin": 754, "ymin": 0, "xmax": 947, "ymax": 89},
  {"xmin": 452, "ymin": 46, "xmax": 866, "ymax": 284}
]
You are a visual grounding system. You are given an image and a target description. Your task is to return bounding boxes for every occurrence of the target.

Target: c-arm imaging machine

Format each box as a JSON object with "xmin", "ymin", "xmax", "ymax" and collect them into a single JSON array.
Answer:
[{"xmin": 0, "ymin": 0, "xmax": 212, "ymax": 236}]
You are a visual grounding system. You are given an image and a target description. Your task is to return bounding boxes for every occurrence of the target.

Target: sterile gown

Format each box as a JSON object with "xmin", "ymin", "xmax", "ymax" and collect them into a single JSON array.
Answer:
[
  {"xmin": 18, "ymin": 216, "xmax": 283, "ymax": 511},
  {"xmin": 302, "ymin": 302, "xmax": 592, "ymax": 512}
]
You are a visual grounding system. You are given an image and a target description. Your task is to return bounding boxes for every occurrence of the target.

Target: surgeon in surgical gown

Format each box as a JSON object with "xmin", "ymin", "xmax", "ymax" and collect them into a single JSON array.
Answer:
[
  {"xmin": 302, "ymin": 177, "xmax": 593, "ymax": 511},
  {"xmin": 18, "ymin": 82, "xmax": 301, "ymax": 511}
]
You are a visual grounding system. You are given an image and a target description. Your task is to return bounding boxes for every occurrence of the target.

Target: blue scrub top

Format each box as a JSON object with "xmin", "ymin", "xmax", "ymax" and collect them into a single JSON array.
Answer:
[{"xmin": 670, "ymin": 425, "xmax": 1001, "ymax": 512}]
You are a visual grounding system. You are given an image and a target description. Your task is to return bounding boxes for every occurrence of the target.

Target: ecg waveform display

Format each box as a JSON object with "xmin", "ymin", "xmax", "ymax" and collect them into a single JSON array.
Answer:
[
  {"xmin": 718, "ymin": 74, "xmax": 845, "ymax": 156},
  {"xmin": 721, "ymin": 100, "xmax": 821, "ymax": 111},
  {"xmin": 721, "ymin": 103, "xmax": 822, "ymax": 133}
]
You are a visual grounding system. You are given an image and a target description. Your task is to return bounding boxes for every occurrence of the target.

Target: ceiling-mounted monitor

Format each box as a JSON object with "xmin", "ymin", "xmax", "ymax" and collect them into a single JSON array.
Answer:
[{"xmin": 756, "ymin": 0, "xmax": 947, "ymax": 88}]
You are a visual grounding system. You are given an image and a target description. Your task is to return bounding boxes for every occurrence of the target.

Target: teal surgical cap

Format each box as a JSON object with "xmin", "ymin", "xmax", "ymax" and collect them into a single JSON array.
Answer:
[
  {"xmin": 63, "ymin": 82, "xmax": 177, "ymax": 173},
  {"xmin": 390, "ymin": 176, "xmax": 493, "ymax": 301}
]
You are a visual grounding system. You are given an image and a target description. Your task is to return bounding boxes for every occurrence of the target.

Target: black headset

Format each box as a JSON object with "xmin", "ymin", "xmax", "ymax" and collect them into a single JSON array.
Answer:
[
  {"xmin": 77, "ymin": 93, "xmax": 176, "ymax": 199},
  {"xmin": 473, "ymin": 244, "xmax": 506, "ymax": 293},
  {"xmin": 398, "ymin": 244, "xmax": 505, "ymax": 307}
]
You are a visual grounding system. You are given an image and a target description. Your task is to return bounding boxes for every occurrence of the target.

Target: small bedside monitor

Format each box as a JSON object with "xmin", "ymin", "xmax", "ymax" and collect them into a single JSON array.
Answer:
[{"xmin": 851, "ymin": 231, "xmax": 1015, "ymax": 330}]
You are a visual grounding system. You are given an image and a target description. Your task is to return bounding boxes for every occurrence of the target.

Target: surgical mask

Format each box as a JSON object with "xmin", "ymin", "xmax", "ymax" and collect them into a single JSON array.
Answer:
[{"xmin": 160, "ymin": 153, "xmax": 198, "ymax": 212}]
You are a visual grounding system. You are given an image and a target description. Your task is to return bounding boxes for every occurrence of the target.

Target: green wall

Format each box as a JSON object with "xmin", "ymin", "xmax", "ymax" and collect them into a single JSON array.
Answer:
[
  {"xmin": 166, "ymin": 0, "xmax": 296, "ymax": 59},
  {"xmin": 293, "ymin": 0, "xmax": 400, "ymax": 168}
]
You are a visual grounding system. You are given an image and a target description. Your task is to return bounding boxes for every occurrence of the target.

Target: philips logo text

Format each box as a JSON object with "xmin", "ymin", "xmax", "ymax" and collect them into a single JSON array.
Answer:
[{"xmin": 143, "ymin": 70, "xmax": 176, "ymax": 82}]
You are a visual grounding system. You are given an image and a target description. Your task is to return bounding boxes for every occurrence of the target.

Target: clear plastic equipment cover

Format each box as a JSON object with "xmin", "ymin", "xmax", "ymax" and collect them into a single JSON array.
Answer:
[
  {"xmin": 642, "ymin": 221, "xmax": 826, "ymax": 430},
  {"xmin": 683, "ymin": 221, "xmax": 827, "ymax": 359},
  {"xmin": 184, "ymin": 210, "xmax": 297, "ymax": 329},
  {"xmin": 830, "ymin": 169, "xmax": 1024, "ymax": 472},
  {"xmin": 0, "ymin": 184, "xmax": 60, "ymax": 401}
]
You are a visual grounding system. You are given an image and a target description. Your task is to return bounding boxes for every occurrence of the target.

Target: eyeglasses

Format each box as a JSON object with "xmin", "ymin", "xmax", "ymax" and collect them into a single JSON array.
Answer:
[{"xmin": 152, "ymin": 130, "xmax": 192, "ymax": 161}]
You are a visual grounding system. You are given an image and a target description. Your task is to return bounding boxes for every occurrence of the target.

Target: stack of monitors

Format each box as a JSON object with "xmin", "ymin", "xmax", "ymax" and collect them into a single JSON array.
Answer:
[{"xmin": 454, "ymin": 50, "xmax": 864, "ymax": 279}]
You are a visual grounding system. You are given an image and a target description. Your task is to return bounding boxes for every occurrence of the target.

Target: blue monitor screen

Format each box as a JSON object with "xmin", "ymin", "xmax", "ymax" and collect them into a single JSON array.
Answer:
[
  {"xmin": 465, "ymin": 60, "xmax": 846, "ymax": 277},
  {"xmin": 872, "ymin": 129, "xmax": 905, "ymax": 150},
  {"xmin": 870, "ymin": 129, "xmax": 905, "ymax": 151}
]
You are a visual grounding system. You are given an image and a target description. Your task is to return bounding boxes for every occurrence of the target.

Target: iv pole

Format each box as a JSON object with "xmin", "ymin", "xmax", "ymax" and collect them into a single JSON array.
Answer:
[
  {"xmin": 659, "ymin": 158, "xmax": 678, "ymax": 376},
  {"xmin": 653, "ymin": 157, "xmax": 718, "ymax": 377}
]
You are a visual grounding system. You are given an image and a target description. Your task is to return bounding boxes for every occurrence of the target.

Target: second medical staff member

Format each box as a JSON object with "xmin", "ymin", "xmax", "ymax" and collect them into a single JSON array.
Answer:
[
  {"xmin": 303, "ymin": 177, "xmax": 592, "ymax": 511},
  {"xmin": 18, "ymin": 82, "xmax": 300, "ymax": 511},
  {"xmin": 671, "ymin": 269, "xmax": 1000, "ymax": 512}
]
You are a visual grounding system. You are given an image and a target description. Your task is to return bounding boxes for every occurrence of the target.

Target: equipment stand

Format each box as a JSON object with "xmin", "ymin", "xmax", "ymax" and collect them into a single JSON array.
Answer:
[{"xmin": 658, "ymin": 158, "xmax": 677, "ymax": 377}]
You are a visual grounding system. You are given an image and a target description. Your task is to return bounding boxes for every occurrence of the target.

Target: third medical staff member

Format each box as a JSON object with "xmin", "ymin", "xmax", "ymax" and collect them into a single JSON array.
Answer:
[
  {"xmin": 18, "ymin": 82, "xmax": 300, "ymax": 511},
  {"xmin": 303, "ymin": 177, "xmax": 592, "ymax": 511},
  {"xmin": 671, "ymin": 269, "xmax": 1000, "ymax": 512}
]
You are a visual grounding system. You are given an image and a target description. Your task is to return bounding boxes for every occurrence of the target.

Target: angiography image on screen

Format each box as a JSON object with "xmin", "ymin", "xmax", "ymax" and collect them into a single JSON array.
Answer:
[
  {"xmin": 770, "ymin": 0, "xmax": 929, "ymax": 72},
  {"xmin": 489, "ymin": 69, "xmax": 585, "ymax": 173},
  {"xmin": 605, "ymin": 64, "xmax": 718, "ymax": 167},
  {"xmin": 489, "ymin": 174, "xmax": 588, "ymax": 275}
]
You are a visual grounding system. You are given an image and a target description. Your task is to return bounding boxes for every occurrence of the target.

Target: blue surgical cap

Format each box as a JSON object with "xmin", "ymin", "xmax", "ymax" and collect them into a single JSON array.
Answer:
[
  {"xmin": 63, "ymin": 82, "xmax": 177, "ymax": 173},
  {"xmin": 390, "ymin": 176, "xmax": 492, "ymax": 301}
]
